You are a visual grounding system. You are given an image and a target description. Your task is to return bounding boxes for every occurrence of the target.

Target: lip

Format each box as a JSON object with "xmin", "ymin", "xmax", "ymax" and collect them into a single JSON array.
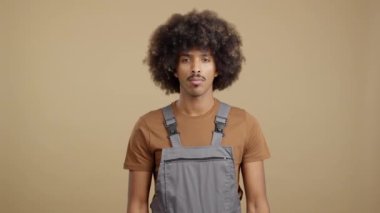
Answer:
[
  {"xmin": 189, "ymin": 79, "xmax": 203, "ymax": 86},
  {"xmin": 188, "ymin": 77, "xmax": 205, "ymax": 86}
]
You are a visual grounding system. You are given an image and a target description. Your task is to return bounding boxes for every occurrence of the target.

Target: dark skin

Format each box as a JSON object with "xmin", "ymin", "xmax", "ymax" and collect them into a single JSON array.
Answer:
[{"xmin": 127, "ymin": 49, "xmax": 270, "ymax": 213}]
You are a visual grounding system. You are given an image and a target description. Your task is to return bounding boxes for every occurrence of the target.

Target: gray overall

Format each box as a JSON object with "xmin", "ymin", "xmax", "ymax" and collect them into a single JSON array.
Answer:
[{"xmin": 150, "ymin": 102, "xmax": 241, "ymax": 213}]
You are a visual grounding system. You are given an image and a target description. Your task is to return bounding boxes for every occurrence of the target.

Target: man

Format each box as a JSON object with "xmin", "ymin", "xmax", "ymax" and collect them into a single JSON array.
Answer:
[{"xmin": 124, "ymin": 10, "xmax": 270, "ymax": 213}]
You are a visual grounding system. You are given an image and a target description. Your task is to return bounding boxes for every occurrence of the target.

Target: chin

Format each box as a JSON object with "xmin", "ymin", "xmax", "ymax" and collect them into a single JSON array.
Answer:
[
  {"xmin": 182, "ymin": 86, "xmax": 211, "ymax": 97},
  {"xmin": 186, "ymin": 90, "xmax": 205, "ymax": 97}
]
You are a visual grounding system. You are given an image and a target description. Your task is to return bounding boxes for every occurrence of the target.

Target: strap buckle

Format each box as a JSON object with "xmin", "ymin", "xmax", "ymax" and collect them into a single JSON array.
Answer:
[
  {"xmin": 214, "ymin": 115, "xmax": 227, "ymax": 134},
  {"xmin": 165, "ymin": 118, "xmax": 178, "ymax": 135}
]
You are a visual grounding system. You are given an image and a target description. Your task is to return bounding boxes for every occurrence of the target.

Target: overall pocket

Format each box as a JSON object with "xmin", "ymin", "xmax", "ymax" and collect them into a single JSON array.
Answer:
[{"xmin": 164, "ymin": 157, "xmax": 231, "ymax": 213}]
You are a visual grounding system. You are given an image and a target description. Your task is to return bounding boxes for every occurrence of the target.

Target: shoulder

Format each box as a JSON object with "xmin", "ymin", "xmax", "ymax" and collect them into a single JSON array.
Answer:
[
  {"xmin": 220, "ymin": 102, "xmax": 263, "ymax": 136},
  {"xmin": 139, "ymin": 108, "xmax": 164, "ymax": 124},
  {"xmin": 134, "ymin": 104, "xmax": 170, "ymax": 132},
  {"xmin": 224, "ymin": 103, "xmax": 259, "ymax": 125}
]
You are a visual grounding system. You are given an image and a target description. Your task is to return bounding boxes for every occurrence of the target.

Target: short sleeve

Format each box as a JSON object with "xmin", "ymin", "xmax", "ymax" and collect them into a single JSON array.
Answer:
[
  {"xmin": 123, "ymin": 117, "xmax": 154, "ymax": 171},
  {"xmin": 242, "ymin": 113, "xmax": 271, "ymax": 163}
]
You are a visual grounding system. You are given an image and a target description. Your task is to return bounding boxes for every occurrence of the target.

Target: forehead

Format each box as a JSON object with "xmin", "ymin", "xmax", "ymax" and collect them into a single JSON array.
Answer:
[{"xmin": 179, "ymin": 48, "xmax": 212, "ymax": 56}]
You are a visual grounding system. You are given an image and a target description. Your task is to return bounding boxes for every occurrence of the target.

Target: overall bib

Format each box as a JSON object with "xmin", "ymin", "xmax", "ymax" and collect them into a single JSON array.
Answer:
[{"xmin": 150, "ymin": 102, "xmax": 241, "ymax": 213}]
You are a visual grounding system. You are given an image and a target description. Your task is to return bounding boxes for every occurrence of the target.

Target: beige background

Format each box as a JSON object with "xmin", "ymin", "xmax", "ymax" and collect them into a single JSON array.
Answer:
[{"xmin": 1, "ymin": 0, "xmax": 379, "ymax": 212}]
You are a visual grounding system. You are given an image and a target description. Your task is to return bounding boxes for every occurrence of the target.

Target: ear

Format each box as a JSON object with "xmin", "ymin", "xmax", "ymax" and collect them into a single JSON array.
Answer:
[
  {"xmin": 214, "ymin": 71, "xmax": 219, "ymax": 77},
  {"xmin": 174, "ymin": 72, "xmax": 178, "ymax": 78}
]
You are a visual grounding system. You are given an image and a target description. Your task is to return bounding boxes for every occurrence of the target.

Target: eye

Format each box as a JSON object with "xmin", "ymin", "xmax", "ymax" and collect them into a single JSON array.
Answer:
[
  {"xmin": 201, "ymin": 57, "xmax": 211, "ymax": 62},
  {"xmin": 180, "ymin": 57, "xmax": 190, "ymax": 63}
]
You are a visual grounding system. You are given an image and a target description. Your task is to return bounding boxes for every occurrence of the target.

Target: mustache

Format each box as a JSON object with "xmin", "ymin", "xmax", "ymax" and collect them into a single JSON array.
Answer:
[{"xmin": 187, "ymin": 74, "xmax": 206, "ymax": 81}]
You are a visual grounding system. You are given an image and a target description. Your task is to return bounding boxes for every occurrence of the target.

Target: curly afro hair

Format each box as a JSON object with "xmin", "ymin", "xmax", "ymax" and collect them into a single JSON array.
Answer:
[{"xmin": 146, "ymin": 10, "xmax": 244, "ymax": 94}]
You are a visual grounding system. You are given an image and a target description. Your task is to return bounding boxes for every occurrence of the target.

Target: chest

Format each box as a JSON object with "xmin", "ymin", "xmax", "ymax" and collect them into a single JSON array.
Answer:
[{"xmin": 149, "ymin": 119, "xmax": 247, "ymax": 172}]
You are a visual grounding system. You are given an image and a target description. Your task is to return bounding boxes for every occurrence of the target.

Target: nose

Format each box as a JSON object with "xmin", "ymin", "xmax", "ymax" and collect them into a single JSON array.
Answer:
[{"xmin": 191, "ymin": 60, "xmax": 201, "ymax": 74}]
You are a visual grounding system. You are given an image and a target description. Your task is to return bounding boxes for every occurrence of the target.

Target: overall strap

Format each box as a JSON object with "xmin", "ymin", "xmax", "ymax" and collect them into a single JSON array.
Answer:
[
  {"xmin": 162, "ymin": 105, "xmax": 181, "ymax": 147},
  {"xmin": 211, "ymin": 102, "xmax": 231, "ymax": 146}
]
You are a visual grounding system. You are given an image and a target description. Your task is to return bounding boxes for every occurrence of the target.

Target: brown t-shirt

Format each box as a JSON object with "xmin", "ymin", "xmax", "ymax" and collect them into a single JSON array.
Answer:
[{"xmin": 124, "ymin": 99, "xmax": 270, "ymax": 184}]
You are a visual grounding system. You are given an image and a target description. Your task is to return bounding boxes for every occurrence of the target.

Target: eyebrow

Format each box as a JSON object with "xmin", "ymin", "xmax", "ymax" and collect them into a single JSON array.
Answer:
[{"xmin": 179, "ymin": 51, "xmax": 211, "ymax": 57}]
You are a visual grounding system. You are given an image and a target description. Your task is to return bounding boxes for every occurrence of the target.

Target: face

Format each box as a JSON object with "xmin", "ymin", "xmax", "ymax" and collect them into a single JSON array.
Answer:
[{"xmin": 175, "ymin": 48, "xmax": 218, "ymax": 98}]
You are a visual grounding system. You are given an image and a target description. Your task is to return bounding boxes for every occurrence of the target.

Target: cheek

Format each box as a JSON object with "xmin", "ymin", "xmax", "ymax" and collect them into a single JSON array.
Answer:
[
  {"xmin": 177, "ymin": 64, "xmax": 189, "ymax": 74},
  {"xmin": 176, "ymin": 71, "xmax": 188, "ymax": 81},
  {"xmin": 203, "ymin": 62, "xmax": 216, "ymax": 69},
  {"xmin": 204, "ymin": 65, "xmax": 217, "ymax": 76}
]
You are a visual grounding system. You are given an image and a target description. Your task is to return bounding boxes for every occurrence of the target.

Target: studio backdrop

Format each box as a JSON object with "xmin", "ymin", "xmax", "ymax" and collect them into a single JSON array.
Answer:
[{"xmin": 1, "ymin": 0, "xmax": 379, "ymax": 212}]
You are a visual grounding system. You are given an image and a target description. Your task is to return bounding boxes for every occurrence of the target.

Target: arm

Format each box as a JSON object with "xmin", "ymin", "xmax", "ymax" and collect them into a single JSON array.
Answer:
[
  {"xmin": 127, "ymin": 170, "xmax": 152, "ymax": 213},
  {"xmin": 241, "ymin": 161, "xmax": 270, "ymax": 213}
]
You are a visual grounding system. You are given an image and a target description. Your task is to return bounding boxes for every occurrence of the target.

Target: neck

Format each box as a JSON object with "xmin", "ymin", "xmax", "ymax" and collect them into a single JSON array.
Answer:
[{"xmin": 176, "ymin": 93, "xmax": 215, "ymax": 117}]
